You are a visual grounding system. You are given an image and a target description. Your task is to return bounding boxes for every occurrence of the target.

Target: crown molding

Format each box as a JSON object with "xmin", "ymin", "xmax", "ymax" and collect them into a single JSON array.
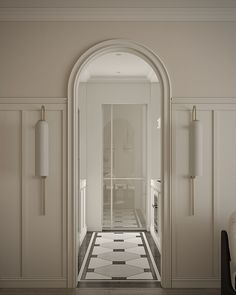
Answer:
[{"xmin": 0, "ymin": 7, "xmax": 236, "ymax": 21}]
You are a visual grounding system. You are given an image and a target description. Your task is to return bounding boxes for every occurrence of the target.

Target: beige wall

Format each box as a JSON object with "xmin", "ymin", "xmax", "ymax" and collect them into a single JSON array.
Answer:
[
  {"xmin": 0, "ymin": 21, "xmax": 236, "ymax": 98},
  {"xmin": 1, "ymin": 19, "xmax": 236, "ymax": 288}
]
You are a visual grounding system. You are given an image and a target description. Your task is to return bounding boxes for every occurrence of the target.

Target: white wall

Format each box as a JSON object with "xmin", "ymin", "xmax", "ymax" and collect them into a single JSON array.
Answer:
[
  {"xmin": 150, "ymin": 83, "xmax": 161, "ymax": 180},
  {"xmin": 78, "ymin": 84, "xmax": 87, "ymax": 179}
]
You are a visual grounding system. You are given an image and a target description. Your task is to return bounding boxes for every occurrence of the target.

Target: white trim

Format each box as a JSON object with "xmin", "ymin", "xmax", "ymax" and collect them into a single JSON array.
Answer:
[
  {"xmin": 135, "ymin": 209, "xmax": 142, "ymax": 228},
  {"xmin": 78, "ymin": 232, "xmax": 95, "ymax": 281},
  {"xmin": 0, "ymin": 97, "xmax": 67, "ymax": 104},
  {"xmin": 150, "ymin": 225, "xmax": 161, "ymax": 253},
  {"xmin": 68, "ymin": 39, "xmax": 172, "ymax": 288},
  {"xmin": 142, "ymin": 232, "xmax": 161, "ymax": 281},
  {"xmin": 86, "ymin": 76, "xmax": 154, "ymax": 83},
  {"xmin": 171, "ymin": 97, "xmax": 236, "ymax": 104},
  {"xmin": 87, "ymin": 226, "xmax": 103, "ymax": 232},
  {"xmin": 79, "ymin": 226, "xmax": 87, "ymax": 246},
  {"xmin": 0, "ymin": 7, "xmax": 236, "ymax": 21},
  {"xmin": 212, "ymin": 110, "xmax": 219, "ymax": 278}
]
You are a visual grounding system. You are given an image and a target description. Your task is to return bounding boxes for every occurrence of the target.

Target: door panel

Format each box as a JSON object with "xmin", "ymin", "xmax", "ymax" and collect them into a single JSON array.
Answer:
[{"xmin": 102, "ymin": 104, "xmax": 147, "ymax": 229}]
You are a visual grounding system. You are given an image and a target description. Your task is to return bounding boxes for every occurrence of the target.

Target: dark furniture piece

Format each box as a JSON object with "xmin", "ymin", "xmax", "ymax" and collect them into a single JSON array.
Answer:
[{"xmin": 221, "ymin": 230, "xmax": 236, "ymax": 295}]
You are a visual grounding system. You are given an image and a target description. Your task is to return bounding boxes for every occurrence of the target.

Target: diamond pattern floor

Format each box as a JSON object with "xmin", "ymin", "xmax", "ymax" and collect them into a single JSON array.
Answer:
[{"xmin": 79, "ymin": 232, "xmax": 160, "ymax": 281}]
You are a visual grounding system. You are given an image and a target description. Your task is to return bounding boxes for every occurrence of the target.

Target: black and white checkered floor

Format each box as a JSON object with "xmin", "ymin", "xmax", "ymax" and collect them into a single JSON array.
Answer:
[{"xmin": 78, "ymin": 232, "xmax": 160, "ymax": 281}]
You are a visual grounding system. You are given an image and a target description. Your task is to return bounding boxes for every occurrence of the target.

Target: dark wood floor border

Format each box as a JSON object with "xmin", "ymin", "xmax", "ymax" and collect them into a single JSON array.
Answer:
[{"xmin": 0, "ymin": 287, "xmax": 221, "ymax": 295}]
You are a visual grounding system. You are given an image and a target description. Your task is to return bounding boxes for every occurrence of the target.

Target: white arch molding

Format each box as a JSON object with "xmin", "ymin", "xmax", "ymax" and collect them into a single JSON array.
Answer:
[{"xmin": 67, "ymin": 39, "xmax": 172, "ymax": 288}]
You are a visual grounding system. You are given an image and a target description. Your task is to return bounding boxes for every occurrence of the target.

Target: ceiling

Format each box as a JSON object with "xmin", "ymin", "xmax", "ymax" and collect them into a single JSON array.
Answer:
[{"xmin": 80, "ymin": 52, "xmax": 158, "ymax": 82}]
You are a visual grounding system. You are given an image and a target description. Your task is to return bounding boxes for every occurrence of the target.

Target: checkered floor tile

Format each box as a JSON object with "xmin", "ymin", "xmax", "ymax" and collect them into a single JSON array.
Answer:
[{"xmin": 78, "ymin": 232, "xmax": 160, "ymax": 281}]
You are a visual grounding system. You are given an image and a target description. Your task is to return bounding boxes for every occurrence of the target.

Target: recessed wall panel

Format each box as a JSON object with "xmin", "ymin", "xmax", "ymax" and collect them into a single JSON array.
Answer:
[
  {"xmin": 23, "ymin": 110, "xmax": 64, "ymax": 277},
  {"xmin": 0, "ymin": 110, "xmax": 21, "ymax": 277},
  {"xmin": 217, "ymin": 110, "xmax": 236, "ymax": 231},
  {"xmin": 172, "ymin": 109, "xmax": 214, "ymax": 279}
]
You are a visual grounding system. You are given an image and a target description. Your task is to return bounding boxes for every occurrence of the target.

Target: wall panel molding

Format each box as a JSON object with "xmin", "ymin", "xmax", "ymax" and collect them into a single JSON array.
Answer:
[
  {"xmin": 0, "ymin": 101, "xmax": 67, "ymax": 288},
  {"xmin": 0, "ymin": 98, "xmax": 67, "ymax": 104},
  {"xmin": 212, "ymin": 110, "xmax": 219, "ymax": 278},
  {"xmin": 171, "ymin": 103, "xmax": 236, "ymax": 287},
  {"xmin": 171, "ymin": 105, "xmax": 217, "ymax": 287},
  {"xmin": 0, "ymin": 7, "xmax": 236, "ymax": 21},
  {"xmin": 20, "ymin": 110, "xmax": 25, "ymax": 278},
  {"xmin": 172, "ymin": 97, "xmax": 236, "ymax": 104}
]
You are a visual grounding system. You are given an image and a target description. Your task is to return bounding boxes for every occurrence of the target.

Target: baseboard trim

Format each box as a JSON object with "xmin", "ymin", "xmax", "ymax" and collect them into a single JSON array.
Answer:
[
  {"xmin": 150, "ymin": 225, "xmax": 161, "ymax": 253},
  {"xmin": 0, "ymin": 278, "xmax": 67, "ymax": 288},
  {"xmin": 172, "ymin": 278, "xmax": 220, "ymax": 288},
  {"xmin": 87, "ymin": 226, "xmax": 102, "ymax": 232},
  {"xmin": 79, "ymin": 226, "xmax": 87, "ymax": 245}
]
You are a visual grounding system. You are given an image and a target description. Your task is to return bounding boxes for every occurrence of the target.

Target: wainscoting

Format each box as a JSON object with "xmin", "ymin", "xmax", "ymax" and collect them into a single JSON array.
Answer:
[
  {"xmin": 0, "ymin": 98, "xmax": 67, "ymax": 288},
  {"xmin": 1, "ymin": 97, "xmax": 236, "ymax": 289},
  {"xmin": 171, "ymin": 98, "xmax": 236, "ymax": 288}
]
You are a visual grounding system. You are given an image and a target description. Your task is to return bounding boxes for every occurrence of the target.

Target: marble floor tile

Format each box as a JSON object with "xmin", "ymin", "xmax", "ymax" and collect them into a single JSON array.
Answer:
[
  {"xmin": 98, "ymin": 251, "xmax": 140, "ymax": 261},
  {"xmin": 92, "ymin": 246, "xmax": 113, "ymax": 255},
  {"xmin": 79, "ymin": 232, "xmax": 159, "ymax": 282},
  {"xmin": 126, "ymin": 237, "xmax": 143, "ymax": 244},
  {"xmin": 88, "ymin": 258, "xmax": 112, "ymax": 268},
  {"xmin": 126, "ymin": 246, "xmax": 146, "ymax": 255},
  {"xmin": 101, "ymin": 241, "xmax": 137, "ymax": 249},
  {"xmin": 85, "ymin": 272, "xmax": 111, "ymax": 280},
  {"xmin": 126, "ymin": 258, "xmax": 150, "ymax": 268},
  {"xmin": 96, "ymin": 238, "xmax": 113, "ymax": 244},
  {"xmin": 95, "ymin": 264, "xmax": 144, "ymax": 278},
  {"xmin": 128, "ymin": 272, "xmax": 153, "ymax": 280}
]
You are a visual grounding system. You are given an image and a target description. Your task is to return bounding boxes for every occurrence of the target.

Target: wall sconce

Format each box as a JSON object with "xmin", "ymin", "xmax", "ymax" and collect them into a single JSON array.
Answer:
[
  {"xmin": 35, "ymin": 105, "xmax": 49, "ymax": 216},
  {"xmin": 190, "ymin": 105, "xmax": 203, "ymax": 216}
]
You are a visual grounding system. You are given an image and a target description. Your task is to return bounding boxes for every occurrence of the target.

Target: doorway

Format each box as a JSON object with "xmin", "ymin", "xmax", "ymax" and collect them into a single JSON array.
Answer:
[
  {"xmin": 102, "ymin": 104, "xmax": 147, "ymax": 230},
  {"xmin": 68, "ymin": 39, "xmax": 171, "ymax": 288}
]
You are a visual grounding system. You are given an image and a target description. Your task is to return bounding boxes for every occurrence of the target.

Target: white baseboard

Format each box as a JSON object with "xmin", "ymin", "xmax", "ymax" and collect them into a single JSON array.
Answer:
[
  {"xmin": 0, "ymin": 278, "xmax": 67, "ymax": 288},
  {"xmin": 172, "ymin": 278, "xmax": 220, "ymax": 288},
  {"xmin": 87, "ymin": 226, "xmax": 102, "ymax": 232},
  {"xmin": 79, "ymin": 226, "xmax": 87, "ymax": 245},
  {"xmin": 150, "ymin": 225, "xmax": 161, "ymax": 253}
]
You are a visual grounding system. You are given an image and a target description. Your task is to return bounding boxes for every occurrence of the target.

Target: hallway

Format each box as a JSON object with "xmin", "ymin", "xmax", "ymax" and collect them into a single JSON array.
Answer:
[{"xmin": 78, "ymin": 231, "xmax": 160, "ymax": 286}]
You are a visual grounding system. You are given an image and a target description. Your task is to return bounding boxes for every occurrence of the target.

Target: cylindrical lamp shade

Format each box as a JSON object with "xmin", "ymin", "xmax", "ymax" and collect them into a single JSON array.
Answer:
[
  {"xmin": 190, "ymin": 120, "xmax": 203, "ymax": 177},
  {"xmin": 35, "ymin": 120, "xmax": 49, "ymax": 177}
]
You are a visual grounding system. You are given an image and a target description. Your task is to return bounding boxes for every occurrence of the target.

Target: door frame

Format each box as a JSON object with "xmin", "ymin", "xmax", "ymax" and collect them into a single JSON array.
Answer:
[{"xmin": 67, "ymin": 39, "xmax": 172, "ymax": 288}]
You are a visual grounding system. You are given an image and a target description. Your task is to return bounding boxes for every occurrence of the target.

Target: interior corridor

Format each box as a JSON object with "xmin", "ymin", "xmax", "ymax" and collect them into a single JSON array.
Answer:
[
  {"xmin": 77, "ymin": 52, "xmax": 162, "ymax": 287},
  {"xmin": 77, "ymin": 231, "xmax": 161, "ymax": 287}
]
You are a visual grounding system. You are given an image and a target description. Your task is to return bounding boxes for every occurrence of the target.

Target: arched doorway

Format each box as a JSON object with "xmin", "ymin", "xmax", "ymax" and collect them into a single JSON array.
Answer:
[{"xmin": 67, "ymin": 39, "xmax": 172, "ymax": 288}]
